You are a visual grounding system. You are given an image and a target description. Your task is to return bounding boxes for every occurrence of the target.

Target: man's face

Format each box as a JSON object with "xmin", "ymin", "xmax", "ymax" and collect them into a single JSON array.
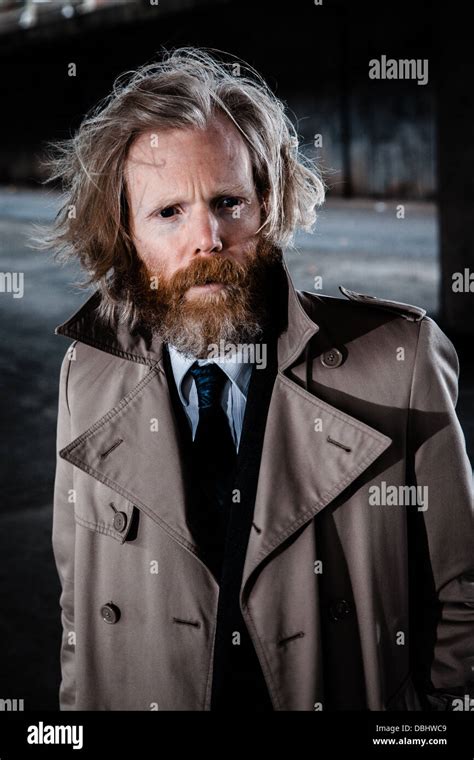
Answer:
[{"xmin": 123, "ymin": 113, "xmax": 279, "ymax": 358}]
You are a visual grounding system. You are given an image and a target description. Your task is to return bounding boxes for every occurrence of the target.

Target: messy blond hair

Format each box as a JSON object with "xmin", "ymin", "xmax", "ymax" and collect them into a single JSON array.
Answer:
[{"xmin": 38, "ymin": 46, "xmax": 325, "ymax": 327}]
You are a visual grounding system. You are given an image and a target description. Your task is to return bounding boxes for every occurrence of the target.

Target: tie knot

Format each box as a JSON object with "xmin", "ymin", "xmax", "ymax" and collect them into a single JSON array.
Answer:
[{"xmin": 189, "ymin": 362, "xmax": 227, "ymax": 409}]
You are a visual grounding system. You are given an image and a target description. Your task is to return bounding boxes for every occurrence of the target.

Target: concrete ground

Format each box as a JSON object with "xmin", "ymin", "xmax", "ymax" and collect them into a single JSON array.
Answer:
[{"xmin": 0, "ymin": 187, "xmax": 471, "ymax": 710}]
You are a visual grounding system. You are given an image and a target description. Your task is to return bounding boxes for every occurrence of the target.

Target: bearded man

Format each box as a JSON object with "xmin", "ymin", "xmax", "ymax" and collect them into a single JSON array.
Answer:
[{"xmin": 49, "ymin": 47, "xmax": 474, "ymax": 712}]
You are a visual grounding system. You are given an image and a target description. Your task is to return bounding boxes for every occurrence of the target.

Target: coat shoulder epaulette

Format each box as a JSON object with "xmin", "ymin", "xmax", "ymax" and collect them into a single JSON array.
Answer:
[{"xmin": 338, "ymin": 286, "xmax": 426, "ymax": 322}]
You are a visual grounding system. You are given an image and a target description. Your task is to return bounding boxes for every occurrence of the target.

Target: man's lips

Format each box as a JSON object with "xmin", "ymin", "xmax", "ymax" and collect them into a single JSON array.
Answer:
[{"xmin": 186, "ymin": 282, "xmax": 226, "ymax": 294}]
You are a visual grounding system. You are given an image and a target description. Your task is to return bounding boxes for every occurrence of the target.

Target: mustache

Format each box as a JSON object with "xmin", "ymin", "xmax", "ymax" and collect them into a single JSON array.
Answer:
[{"xmin": 142, "ymin": 253, "xmax": 253, "ymax": 295}]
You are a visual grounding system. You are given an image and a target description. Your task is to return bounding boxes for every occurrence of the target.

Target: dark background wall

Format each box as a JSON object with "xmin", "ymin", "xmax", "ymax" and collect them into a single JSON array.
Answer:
[{"xmin": 1, "ymin": 0, "xmax": 435, "ymax": 198}]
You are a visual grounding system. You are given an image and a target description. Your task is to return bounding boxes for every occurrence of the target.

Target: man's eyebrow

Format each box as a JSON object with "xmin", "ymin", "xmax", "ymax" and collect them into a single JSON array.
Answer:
[
  {"xmin": 212, "ymin": 184, "xmax": 250, "ymax": 196},
  {"xmin": 146, "ymin": 185, "xmax": 251, "ymax": 210}
]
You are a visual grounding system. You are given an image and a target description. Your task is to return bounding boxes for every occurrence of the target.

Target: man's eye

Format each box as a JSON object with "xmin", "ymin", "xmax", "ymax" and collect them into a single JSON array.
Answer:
[
  {"xmin": 153, "ymin": 198, "xmax": 243, "ymax": 219},
  {"xmin": 220, "ymin": 197, "xmax": 243, "ymax": 209},
  {"xmin": 158, "ymin": 206, "xmax": 177, "ymax": 218}
]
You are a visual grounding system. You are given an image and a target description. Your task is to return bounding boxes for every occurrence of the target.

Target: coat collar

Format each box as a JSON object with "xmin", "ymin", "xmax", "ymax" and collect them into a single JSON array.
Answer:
[{"xmin": 54, "ymin": 251, "xmax": 318, "ymax": 372}]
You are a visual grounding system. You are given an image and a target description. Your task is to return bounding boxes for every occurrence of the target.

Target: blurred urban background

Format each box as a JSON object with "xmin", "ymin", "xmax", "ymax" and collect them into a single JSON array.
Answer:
[{"xmin": 0, "ymin": 0, "xmax": 472, "ymax": 710}]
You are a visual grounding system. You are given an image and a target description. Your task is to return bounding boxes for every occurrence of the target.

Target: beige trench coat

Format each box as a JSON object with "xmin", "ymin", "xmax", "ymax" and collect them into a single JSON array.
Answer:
[{"xmin": 52, "ymin": 256, "xmax": 474, "ymax": 711}]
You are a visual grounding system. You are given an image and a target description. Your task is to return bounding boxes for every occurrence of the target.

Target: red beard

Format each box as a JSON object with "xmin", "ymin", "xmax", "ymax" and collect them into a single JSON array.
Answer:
[{"xmin": 120, "ymin": 239, "xmax": 285, "ymax": 358}]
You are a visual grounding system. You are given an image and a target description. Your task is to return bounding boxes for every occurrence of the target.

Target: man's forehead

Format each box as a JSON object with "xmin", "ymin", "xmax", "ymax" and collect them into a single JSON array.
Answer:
[{"xmin": 126, "ymin": 119, "xmax": 248, "ymax": 171}]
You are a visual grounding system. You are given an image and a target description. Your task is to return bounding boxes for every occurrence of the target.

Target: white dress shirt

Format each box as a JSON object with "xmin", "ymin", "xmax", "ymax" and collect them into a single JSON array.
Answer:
[{"xmin": 167, "ymin": 344, "xmax": 253, "ymax": 451}]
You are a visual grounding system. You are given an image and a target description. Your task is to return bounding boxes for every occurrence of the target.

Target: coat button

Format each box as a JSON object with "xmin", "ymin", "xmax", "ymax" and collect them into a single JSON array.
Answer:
[
  {"xmin": 113, "ymin": 511, "xmax": 128, "ymax": 532},
  {"xmin": 321, "ymin": 348, "xmax": 343, "ymax": 368},
  {"xmin": 329, "ymin": 599, "xmax": 351, "ymax": 621},
  {"xmin": 101, "ymin": 603, "xmax": 121, "ymax": 624}
]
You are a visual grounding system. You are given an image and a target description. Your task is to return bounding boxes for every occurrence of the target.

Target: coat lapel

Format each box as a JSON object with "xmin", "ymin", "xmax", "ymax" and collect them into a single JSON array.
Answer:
[
  {"xmin": 58, "ymin": 360, "xmax": 201, "ymax": 555},
  {"xmin": 241, "ymin": 371, "xmax": 392, "ymax": 589},
  {"xmin": 238, "ymin": 255, "xmax": 392, "ymax": 587}
]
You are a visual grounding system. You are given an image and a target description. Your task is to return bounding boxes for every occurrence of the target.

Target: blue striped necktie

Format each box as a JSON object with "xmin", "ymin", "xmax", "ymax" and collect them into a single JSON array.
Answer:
[{"xmin": 187, "ymin": 361, "xmax": 237, "ymax": 582}]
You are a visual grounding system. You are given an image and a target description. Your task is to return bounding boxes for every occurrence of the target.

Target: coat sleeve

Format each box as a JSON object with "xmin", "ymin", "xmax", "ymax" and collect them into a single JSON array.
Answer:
[
  {"xmin": 51, "ymin": 345, "xmax": 77, "ymax": 710},
  {"xmin": 407, "ymin": 316, "xmax": 474, "ymax": 711}
]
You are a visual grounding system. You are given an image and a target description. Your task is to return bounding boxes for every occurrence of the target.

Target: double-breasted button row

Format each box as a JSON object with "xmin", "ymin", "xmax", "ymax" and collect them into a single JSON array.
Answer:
[{"xmin": 101, "ymin": 598, "xmax": 353, "ymax": 624}]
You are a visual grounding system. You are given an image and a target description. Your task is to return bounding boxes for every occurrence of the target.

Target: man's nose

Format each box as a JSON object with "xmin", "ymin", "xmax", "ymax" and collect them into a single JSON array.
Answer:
[{"xmin": 192, "ymin": 207, "xmax": 223, "ymax": 255}]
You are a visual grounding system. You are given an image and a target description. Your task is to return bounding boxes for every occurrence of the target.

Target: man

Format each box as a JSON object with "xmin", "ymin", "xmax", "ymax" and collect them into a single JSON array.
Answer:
[{"xmin": 50, "ymin": 47, "xmax": 474, "ymax": 711}]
